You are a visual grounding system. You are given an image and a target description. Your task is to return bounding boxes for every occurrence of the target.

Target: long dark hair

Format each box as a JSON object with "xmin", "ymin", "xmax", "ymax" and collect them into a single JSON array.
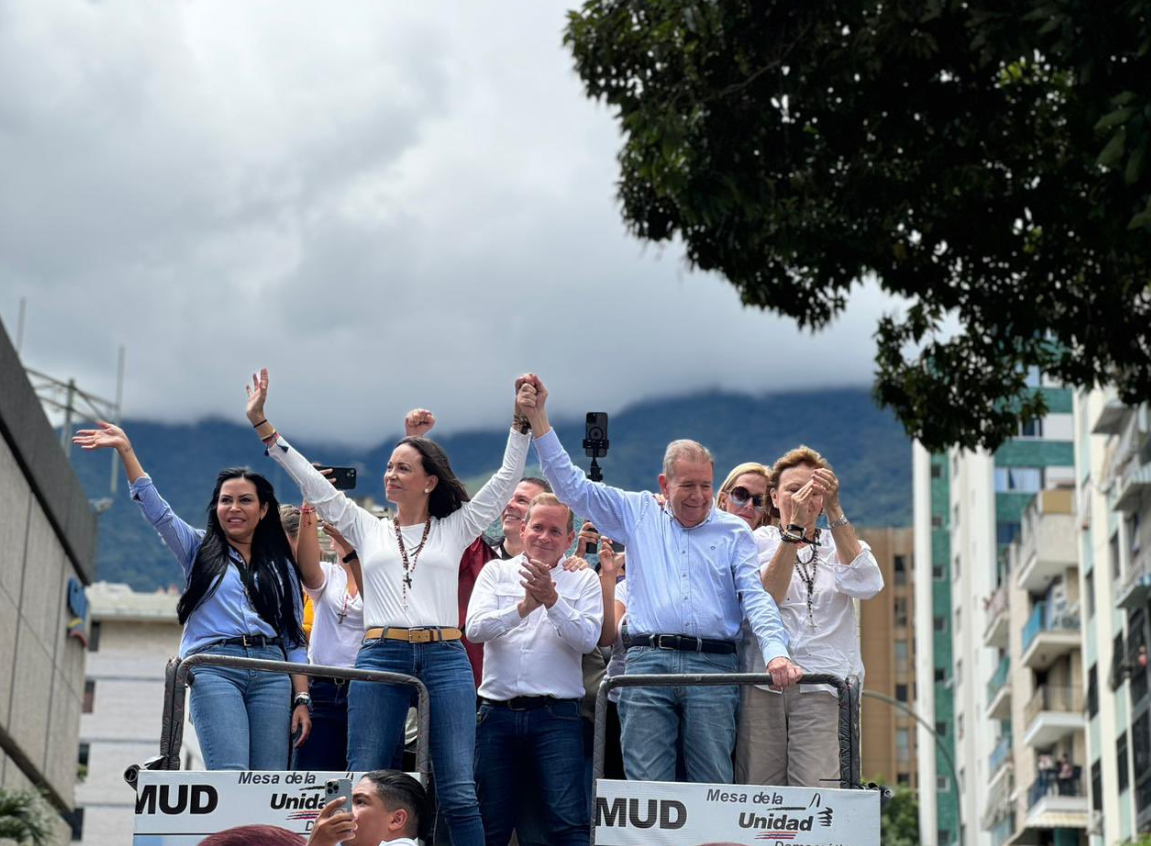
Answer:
[
  {"xmin": 396, "ymin": 437, "xmax": 470, "ymax": 519},
  {"xmin": 176, "ymin": 468, "xmax": 305, "ymax": 648}
]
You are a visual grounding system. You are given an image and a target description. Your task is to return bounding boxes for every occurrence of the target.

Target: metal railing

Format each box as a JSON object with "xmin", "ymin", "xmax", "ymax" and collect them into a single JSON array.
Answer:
[
  {"xmin": 1022, "ymin": 602, "xmax": 1080, "ymax": 652},
  {"xmin": 989, "ymin": 734, "xmax": 1013, "ymax": 774},
  {"xmin": 1027, "ymin": 771, "xmax": 1084, "ymax": 809},
  {"xmin": 987, "ymin": 655, "xmax": 1011, "ymax": 707},
  {"xmin": 135, "ymin": 654, "xmax": 432, "ymax": 782}
]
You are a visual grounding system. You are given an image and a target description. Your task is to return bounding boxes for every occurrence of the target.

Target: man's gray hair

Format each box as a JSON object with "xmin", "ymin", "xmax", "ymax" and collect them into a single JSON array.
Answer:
[{"xmin": 662, "ymin": 439, "xmax": 715, "ymax": 477}]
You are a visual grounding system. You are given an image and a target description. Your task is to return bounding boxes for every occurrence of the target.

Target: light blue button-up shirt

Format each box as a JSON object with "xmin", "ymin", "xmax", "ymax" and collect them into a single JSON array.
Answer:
[
  {"xmin": 534, "ymin": 430, "xmax": 789, "ymax": 665},
  {"xmin": 130, "ymin": 475, "xmax": 307, "ymax": 663}
]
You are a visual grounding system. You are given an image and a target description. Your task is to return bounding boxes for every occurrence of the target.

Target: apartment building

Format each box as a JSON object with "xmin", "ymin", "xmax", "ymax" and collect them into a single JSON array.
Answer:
[
  {"xmin": 914, "ymin": 382, "xmax": 1075, "ymax": 846},
  {"xmin": 858, "ymin": 526, "xmax": 918, "ymax": 788}
]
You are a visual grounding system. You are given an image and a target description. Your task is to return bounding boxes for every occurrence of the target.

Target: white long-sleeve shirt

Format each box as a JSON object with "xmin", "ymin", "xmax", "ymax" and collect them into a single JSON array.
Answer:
[
  {"xmin": 742, "ymin": 526, "xmax": 884, "ymax": 694},
  {"xmin": 466, "ymin": 554, "xmax": 603, "ymax": 701},
  {"xmin": 269, "ymin": 428, "xmax": 531, "ymax": 628}
]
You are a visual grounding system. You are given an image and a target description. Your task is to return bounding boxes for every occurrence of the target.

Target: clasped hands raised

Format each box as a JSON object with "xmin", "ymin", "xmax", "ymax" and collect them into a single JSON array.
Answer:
[{"xmin": 517, "ymin": 556, "xmax": 560, "ymax": 617}]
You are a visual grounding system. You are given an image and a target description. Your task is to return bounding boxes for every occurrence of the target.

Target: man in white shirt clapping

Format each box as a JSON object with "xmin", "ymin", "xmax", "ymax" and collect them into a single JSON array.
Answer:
[{"xmin": 466, "ymin": 493, "xmax": 604, "ymax": 846}]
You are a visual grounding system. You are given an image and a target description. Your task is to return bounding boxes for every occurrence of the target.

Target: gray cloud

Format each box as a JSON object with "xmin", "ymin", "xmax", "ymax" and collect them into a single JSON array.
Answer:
[{"xmin": 1, "ymin": 0, "xmax": 901, "ymax": 444}]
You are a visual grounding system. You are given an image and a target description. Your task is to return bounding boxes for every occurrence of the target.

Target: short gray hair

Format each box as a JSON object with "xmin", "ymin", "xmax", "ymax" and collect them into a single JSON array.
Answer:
[{"xmin": 662, "ymin": 440, "xmax": 715, "ymax": 478}]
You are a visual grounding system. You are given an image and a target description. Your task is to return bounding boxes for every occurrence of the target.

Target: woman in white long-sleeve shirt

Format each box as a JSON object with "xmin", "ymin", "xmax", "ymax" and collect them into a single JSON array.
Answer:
[
  {"xmin": 244, "ymin": 369, "xmax": 531, "ymax": 846},
  {"xmin": 736, "ymin": 446, "xmax": 884, "ymax": 788}
]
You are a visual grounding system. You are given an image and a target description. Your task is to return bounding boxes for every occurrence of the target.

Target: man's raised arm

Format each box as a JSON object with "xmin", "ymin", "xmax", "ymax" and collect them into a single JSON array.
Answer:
[{"xmin": 517, "ymin": 373, "xmax": 642, "ymax": 545}]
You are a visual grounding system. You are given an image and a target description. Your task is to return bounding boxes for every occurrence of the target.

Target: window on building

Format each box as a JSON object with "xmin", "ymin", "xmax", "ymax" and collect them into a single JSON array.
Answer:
[
  {"xmin": 1092, "ymin": 759, "xmax": 1103, "ymax": 812},
  {"xmin": 896, "ymin": 728, "xmax": 911, "ymax": 760},
  {"xmin": 932, "ymin": 514, "xmax": 944, "ymax": 529},
  {"xmin": 1088, "ymin": 664, "xmax": 1099, "ymax": 718},
  {"xmin": 994, "ymin": 467, "xmax": 1043, "ymax": 493},
  {"xmin": 1130, "ymin": 511, "xmax": 1143, "ymax": 557},
  {"xmin": 1018, "ymin": 417, "xmax": 1044, "ymax": 438},
  {"xmin": 952, "ymin": 504, "xmax": 960, "ymax": 529},
  {"xmin": 1119, "ymin": 731, "xmax": 1130, "ymax": 793},
  {"xmin": 953, "ymin": 554, "xmax": 961, "ymax": 580},
  {"xmin": 996, "ymin": 521, "xmax": 1022, "ymax": 545},
  {"xmin": 894, "ymin": 555, "xmax": 908, "ymax": 585},
  {"xmin": 955, "ymin": 606, "xmax": 962, "ymax": 633},
  {"xmin": 934, "ymin": 615, "xmax": 947, "ymax": 633},
  {"xmin": 937, "ymin": 778, "xmax": 950, "ymax": 793},
  {"xmin": 933, "ymin": 563, "xmax": 945, "ymax": 580},
  {"xmin": 897, "ymin": 772, "xmax": 911, "ymax": 786},
  {"xmin": 957, "ymin": 713, "xmax": 965, "ymax": 740},
  {"xmin": 87, "ymin": 621, "xmax": 101, "ymax": 653},
  {"xmin": 934, "ymin": 668, "xmax": 946, "ymax": 683},
  {"xmin": 894, "ymin": 597, "xmax": 909, "ymax": 627},
  {"xmin": 1111, "ymin": 532, "xmax": 1122, "ymax": 583},
  {"xmin": 1132, "ymin": 712, "xmax": 1150, "ymax": 788},
  {"xmin": 896, "ymin": 684, "xmax": 909, "ymax": 703},
  {"xmin": 938, "ymin": 829, "xmax": 952, "ymax": 846},
  {"xmin": 955, "ymin": 658, "xmax": 962, "ymax": 685},
  {"xmin": 1085, "ymin": 570, "xmax": 1096, "ymax": 620},
  {"xmin": 935, "ymin": 720, "xmax": 948, "ymax": 737},
  {"xmin": 931, "ymin": 463, "xmax": 943, "ymax": 479},
  {"xmin": 82, "ymin": 679, "xmax": 95, "ymax": 714},
  {"xmin": 895, "ymin": 640, "xmax": 909, "ymax": 671},
  {"xmin": 69, "ymin": 808, "xmax": 84, "ymax": 842}
]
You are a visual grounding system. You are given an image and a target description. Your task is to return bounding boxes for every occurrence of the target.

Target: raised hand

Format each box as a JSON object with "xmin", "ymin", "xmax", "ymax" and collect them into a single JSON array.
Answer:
[
  {"xmin": 321, "ymin": 521, "xmax": 354, "ymax": 560},
  {"xmin": 520, "ymin": 557, "xmax": 558, "ymax": 609},
  {"xmin": 812, "ymin": 467, "xmax": 841, "ymax": 514},
  {"xmin": 788, "ymin": 478, "xmax": 817, "ymax": 528},
  {"xmin": 245, "ymin": 368, "xmax": 269, "ymax": 424},
  {"xmin": 307, "ymin": 797, "xmax": 356, "ymax": 846},
  {"xmin": 404, "ymin": 408, "xmax": 436, "ymax": 438},
  {"xmin": 598, "ymin": 539, "xmax": 624, "ymax": 578},
  {"xmin": 73, "ymin": 421, "xmax": 131, "ymax": 453}
]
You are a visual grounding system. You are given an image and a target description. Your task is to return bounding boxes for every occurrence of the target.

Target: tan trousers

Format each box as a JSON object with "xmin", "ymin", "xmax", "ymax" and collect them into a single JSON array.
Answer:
[{"xmin": 734, "ymin": 684, "xmax": 841, "ymax": 787}]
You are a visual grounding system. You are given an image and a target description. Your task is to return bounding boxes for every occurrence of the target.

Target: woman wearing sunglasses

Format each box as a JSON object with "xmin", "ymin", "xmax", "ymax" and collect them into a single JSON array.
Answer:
[
  {"xmin": 737, "ymin": 446, "xmax": 883, "ymax": 787},
  {"xmin": 716, "ymin": 463, "xmax": 773, "ymax": 531}
]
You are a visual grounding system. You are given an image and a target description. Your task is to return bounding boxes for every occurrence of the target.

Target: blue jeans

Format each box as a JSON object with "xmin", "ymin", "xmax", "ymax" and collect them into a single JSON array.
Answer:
[
  {"xmin": 187, "ymin": 643, "xmax": 292, "ymax": 770},
  {"xmin": 474, "ymin": 699, "xmax": 587, "ymax": 846},
  {"xmin": 293, "ymin": 678, "xmax": 349, "ymax": 772},
  {"xmin": 349, "ymin": 638, "xmax": 483, "ymax": 846},
  {"xmin": 618, "ymin": 647, "xmax": 739, "ymax": 783}
]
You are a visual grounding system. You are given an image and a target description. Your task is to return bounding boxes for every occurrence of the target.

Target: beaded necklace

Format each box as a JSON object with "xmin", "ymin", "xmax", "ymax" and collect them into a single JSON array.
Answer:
[
  {"xmin": 393, "ymin": 519, "xmax": 432, "ymax": 608},
  {"xmin": 795, "ymin": 528, "xmax": 821, "ymax": 629}
]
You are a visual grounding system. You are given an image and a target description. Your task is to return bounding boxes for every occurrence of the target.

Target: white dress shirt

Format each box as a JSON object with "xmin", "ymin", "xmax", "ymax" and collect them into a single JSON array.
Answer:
[
  {"xmin": 268, "ymin": 428, "xmax": 531, "ymax": 628},
  {"xmin": 305, "ymin": 562, "xmax": 364, "ymax": 668},
  {"xmin": 745, "ymin": 526, "xmax": 884, "ymax": 694},
  {"xmin": 466, "ymin": 554, "xmax": 603, "ymax": 701}
]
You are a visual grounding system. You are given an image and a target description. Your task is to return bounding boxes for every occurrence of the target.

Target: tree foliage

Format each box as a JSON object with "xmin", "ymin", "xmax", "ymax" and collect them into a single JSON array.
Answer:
[
  {"xmin": 0, "ymin": 789, "xmax": 54, "ymax": 846},
  {"xmin": 566, "ymin": 1, "xmax": 1151, "ymax": 450},
  {"xmin": 880, "ymin": 786, "xmax": 920, "ymax": 846}
]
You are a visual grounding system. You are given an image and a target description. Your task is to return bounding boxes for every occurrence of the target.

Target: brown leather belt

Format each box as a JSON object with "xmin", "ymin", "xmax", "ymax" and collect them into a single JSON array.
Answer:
[{"xmin": 363, "ymin": 626, "xmax": 462, "ymax": 644}]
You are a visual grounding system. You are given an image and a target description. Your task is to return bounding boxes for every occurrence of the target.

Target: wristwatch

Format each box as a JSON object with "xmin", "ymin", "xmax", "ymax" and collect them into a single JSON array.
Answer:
[
  {"xmin": 342, "ymin": 550, "xmax": 359, "ymax": 564},
  {"xmin": 293, "ymin": 692, "xmax": 312, "ymax": 710},
  {"xmin": 828, "ymin": 514, "xmax": 850, "ymax": 529}
]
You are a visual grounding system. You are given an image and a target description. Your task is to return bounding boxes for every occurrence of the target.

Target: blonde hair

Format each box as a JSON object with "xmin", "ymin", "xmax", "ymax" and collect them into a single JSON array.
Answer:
[
  {"xmin": 767, "ymin": 445, "xmax": 831, "ymax": 520},
  {"xmin": 717, "ymin": 462, "xmax": 773, "ymax": 529},
  {"xmin": 524, "ymin": 492, "xmax": 574, "ymax": 533}
]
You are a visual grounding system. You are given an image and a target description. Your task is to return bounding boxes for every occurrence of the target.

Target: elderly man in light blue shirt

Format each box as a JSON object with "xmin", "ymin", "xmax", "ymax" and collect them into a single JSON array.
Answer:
[{"xmin": 516, "ymin": 374, "xmax": 802, "ymax": 784}]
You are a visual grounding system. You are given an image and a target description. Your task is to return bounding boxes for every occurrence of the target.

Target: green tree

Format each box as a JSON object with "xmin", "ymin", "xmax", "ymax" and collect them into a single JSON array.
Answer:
[
  {"xmin": 0, "ymin": 789, "xmax": 54, "ymax": 846},
  {"xmin": 880, "ymin": 786, "xmax": 920, "ymax": 846},
  {"xmin": 565, "ymin": 1, "xmax": 1151, "ymax": 450}
]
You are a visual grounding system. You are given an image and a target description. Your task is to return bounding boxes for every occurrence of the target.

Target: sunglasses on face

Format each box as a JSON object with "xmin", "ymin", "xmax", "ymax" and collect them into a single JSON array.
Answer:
[{"xmin": 728, "ymin": 486, "xmax": 766, "ymax": 511}]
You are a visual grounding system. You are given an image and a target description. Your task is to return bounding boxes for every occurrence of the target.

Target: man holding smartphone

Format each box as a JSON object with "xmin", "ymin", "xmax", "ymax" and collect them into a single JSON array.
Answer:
[
  {"xmin": 515, "ymin": 373, "xmax": 801, "ymax": 785},
  {"xmin": 308, "ymin": 771, "xmax": 428, "ymax": 846}
]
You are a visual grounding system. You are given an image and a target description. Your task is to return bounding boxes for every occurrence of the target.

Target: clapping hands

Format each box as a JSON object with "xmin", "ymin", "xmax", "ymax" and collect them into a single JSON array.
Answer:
[{"xmin": 518, "ymin": 556, "xmax": 558, "ymax": 615}]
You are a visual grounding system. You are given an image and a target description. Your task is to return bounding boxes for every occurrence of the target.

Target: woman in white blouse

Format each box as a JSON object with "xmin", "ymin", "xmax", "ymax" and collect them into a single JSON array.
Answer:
[
  {"xmin": 738, "ymin": 446, "xmax": 883, "ymax": 787},
  {"xmin": 244, "ymin": 369, "xmax": 531, "ymax": 846}
]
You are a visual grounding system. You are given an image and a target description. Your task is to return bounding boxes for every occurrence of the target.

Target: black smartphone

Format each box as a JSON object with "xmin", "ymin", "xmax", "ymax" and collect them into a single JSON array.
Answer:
[
  {"xmin": 584, "ymin": 539, "xmax": 598, "ymax": 556},
  {"xmin": 583, "ymin": 412, "xmax": 609, "ymax": 458},
  {"xmin": 327, "ymin": 466, "xmax": 357, "ymax": 490},
  {"xmin": 610, "ymin": 539, "xmax": 625, "ymax": 553}
]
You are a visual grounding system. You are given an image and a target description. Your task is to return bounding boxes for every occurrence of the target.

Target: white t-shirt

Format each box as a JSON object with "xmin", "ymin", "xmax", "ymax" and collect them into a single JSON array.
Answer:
[
  {"xmin": 305, "ymin": 561, "xmax": 364, "ymax": 668},
  {"xmin": 270, "ymin": 428, "xmax": 531, "ymax": 628}
]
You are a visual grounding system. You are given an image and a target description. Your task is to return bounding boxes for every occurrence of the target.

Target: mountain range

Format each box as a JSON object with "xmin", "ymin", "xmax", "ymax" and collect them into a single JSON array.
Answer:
[{"xmin": 66, "ymin": 387, "xmax": 912, "ymax": 590}]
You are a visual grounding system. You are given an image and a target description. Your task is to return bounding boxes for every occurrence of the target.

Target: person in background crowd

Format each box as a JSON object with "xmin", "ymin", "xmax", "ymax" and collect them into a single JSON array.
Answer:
[
  {"xmin": 308, "ymin": 771, "xmax": 429, "ymax": 846},
  {"xmin": 292, "ymin": 504, "xmax": 363, "ymax": 771},
  {"xmin": 716, "ymin": 463, "xmax": 774, "ymax": 531},
  {"xmin": 73, "ymin": 422, "xmax": 311, "ymax": 770},
  {"xmin": 246, "ymin": 368, "xmax": 531, "ymax": 846},
  {"xmin": 594, "ymin": 530, "xmax": 628, "ymax": 780},
  {"xmin": 517, "ymin": 373, "xmax": 801, "ymax": 784},
  {"xmin": 202, "ymin": 826, "xmax": 305, "ymax": 845},
  {"xmin": 467, "ymin": 494, "xmax": 603, "ymax": 846},
  {"xmin": 748, "ymin": 446, "xmax": 883, "ymax": 786},
  {"xmin": 402, "ymin": 407, "xmax": 552, "ymax": 688},
  {"xmin": 279, "ymin": 505, "xmax": 317, "ymax": 640}
]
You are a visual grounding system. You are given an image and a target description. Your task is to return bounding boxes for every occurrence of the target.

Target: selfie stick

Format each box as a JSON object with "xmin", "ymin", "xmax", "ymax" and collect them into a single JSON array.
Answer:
[{"xmin": 588, "ymin": 457, "xmax": 603, "ymax": 483}]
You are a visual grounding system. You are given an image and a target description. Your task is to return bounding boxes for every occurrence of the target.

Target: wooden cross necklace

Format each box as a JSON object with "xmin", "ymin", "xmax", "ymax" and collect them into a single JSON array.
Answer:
[{"xmin": 393, "ymin": 518, "xmax": 432, "ymax": 608}]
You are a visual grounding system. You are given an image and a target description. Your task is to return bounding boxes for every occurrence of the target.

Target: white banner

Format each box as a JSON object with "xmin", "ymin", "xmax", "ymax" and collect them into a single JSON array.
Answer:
[
  {"xmin": 593, "ymin": 780, "xmax": 880, "ymax": 846},
  {"xmin": 133, "ymin": 770, "xmax": 416, "ymax": 845}
]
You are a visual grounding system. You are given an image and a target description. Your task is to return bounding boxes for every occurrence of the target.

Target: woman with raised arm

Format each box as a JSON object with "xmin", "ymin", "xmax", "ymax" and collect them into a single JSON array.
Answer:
[
  {"xmin": 245, "ymin": 368, "xmax": 531, "ymax": 846},
  {"xmin": 73, "ymin": 423, "xmax": 310, "ymax": 771},
  {"xmin": 738, "ymin": 446, "xmax": 883, "ymax": 787}
]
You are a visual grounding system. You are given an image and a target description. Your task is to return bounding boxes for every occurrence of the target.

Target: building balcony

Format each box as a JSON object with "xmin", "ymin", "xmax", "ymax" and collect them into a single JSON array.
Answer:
[
  {"xmin": 1115, "ymin": 433, "xmax": 1151, "ymax": 513},
  {"xmin": 1118, "ymin": 546, "xmax": 1151, "ymax": 611},
  {"xmin": 1024, "ymin": 773, "xmax": 1089, "ymax": 831},
  {"xmin": 1023, "ymin": 685, "xmax": 1085, "ymax": 748},
  {"xmin": 1021, "ymin": 602, "xmax": 1080, "ymax": 671},
  {"xmin": 983, "ymin": 583, "xmax": 1011, "ymax": 649},
  {"xmin": 982, "ymin": 762, "xmax": 1015, "ymax": 832},
  {"xmin": 989, "ymin": 733, "xmax": 1014, "ymax": 777},
  {"xmin": 987, "ymin": 655, "xmax": 1012, "ymax": 720},
  {"xmin": 1091, "ymin": 398, "xmax": 1131, "ymax": 436},
  {"xmin": 1016, "ymin": 491, "xmax": 1077, "ymax": 593},
  {"xmin": 990, "ymin": 812, "xmax": 1016, "ymax": 846}
]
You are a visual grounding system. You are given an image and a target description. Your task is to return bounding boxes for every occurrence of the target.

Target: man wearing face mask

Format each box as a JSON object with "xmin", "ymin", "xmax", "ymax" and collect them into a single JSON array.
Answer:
[
  {"xmin": 515, "ymin": 374, "xmax": 801, "ymax": 785},
  {"xmin": 466, "ymin": 494, "xmax": 603, "ymax": 846},
  {"xmin": 742, "ymin": 445, "xmax": 883, "ymax": 787}
]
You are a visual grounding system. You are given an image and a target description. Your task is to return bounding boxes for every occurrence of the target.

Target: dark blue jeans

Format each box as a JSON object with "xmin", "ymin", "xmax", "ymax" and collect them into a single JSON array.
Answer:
[
  {"xmin": 293, "ymin": 678, "xmax": 349, "ymax": 772},
  {"xmin": 349, "ymin": 638, "xmax": 482, "ymax": 846},
  {"xmin": 474, "ymin": 699, "xmax": 587, "ymax": 846}
]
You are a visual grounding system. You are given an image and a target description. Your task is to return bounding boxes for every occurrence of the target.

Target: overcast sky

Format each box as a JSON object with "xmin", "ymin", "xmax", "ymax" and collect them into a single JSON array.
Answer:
[{"xmin": 0, "ymin": 1, "xmax": 899, "ymax": 445}]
